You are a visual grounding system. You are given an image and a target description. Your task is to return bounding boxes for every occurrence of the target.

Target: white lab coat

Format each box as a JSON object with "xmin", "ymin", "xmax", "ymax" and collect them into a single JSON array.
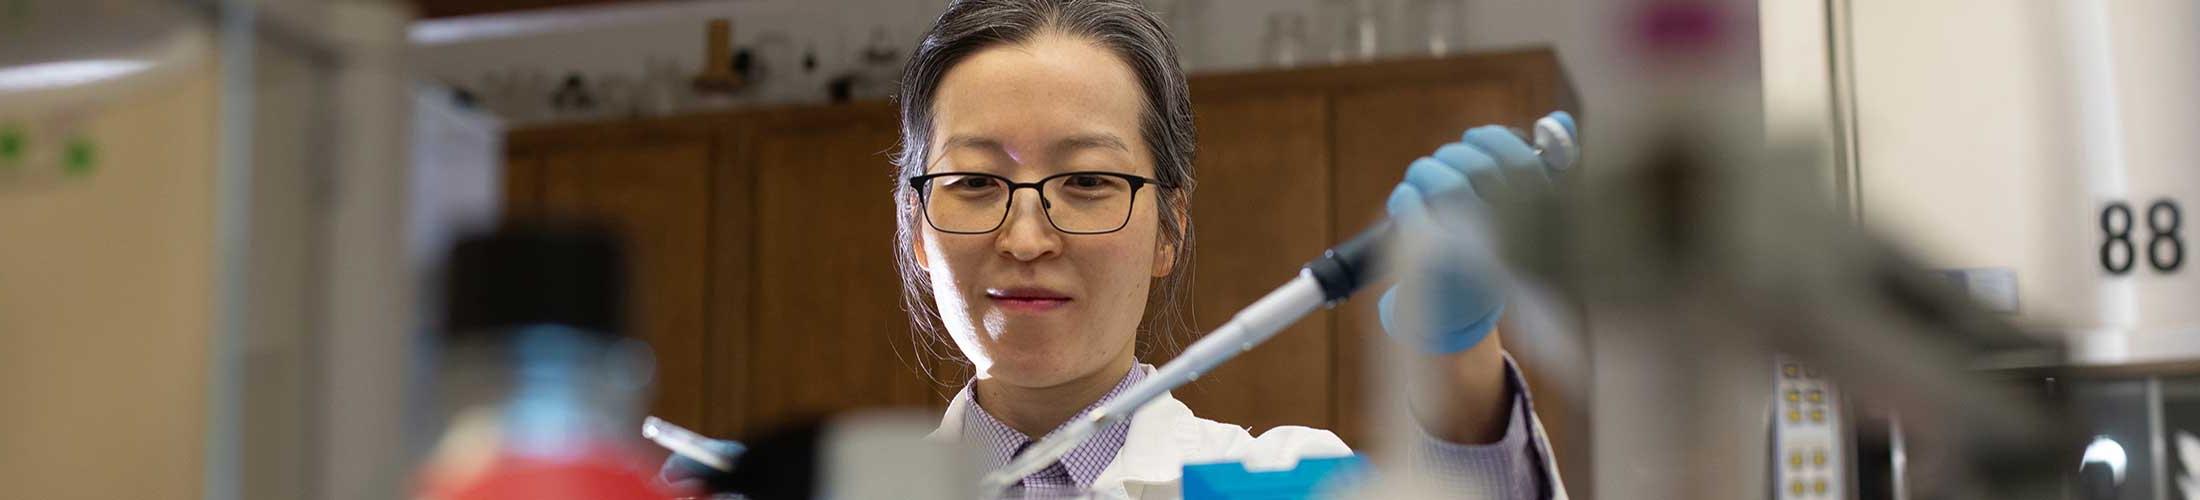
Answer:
[{"xmin": 927, "ymin": 387, "xmax": 1570, "ymax": 499}]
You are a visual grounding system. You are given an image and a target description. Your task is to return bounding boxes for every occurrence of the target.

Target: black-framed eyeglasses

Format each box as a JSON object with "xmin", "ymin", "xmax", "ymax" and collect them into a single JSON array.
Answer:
[{"xmin": 906, "ymin": 171, "xmax": 1174, "ymax": 235}]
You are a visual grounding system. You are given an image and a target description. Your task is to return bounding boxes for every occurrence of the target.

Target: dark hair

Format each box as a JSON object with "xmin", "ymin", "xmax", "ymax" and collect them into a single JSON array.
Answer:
[{"xmin": 891, "ymin": 0, "xmax": 1198, "ymax": 377}]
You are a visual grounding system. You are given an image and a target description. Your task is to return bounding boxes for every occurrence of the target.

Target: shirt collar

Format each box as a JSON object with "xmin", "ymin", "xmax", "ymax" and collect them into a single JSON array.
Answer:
[{"xmin": 960, "ymin": 363, "xmax": 1150, "ymax": 489}]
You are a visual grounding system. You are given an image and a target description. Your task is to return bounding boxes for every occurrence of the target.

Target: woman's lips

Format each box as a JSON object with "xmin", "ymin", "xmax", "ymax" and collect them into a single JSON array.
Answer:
[{"xmin": 986, "ymin": 288, "xmax": 1072, "ymax": 313}]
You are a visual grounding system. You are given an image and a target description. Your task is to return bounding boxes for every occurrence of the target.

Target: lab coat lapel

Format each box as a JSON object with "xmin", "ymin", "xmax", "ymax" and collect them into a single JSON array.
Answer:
[
  {"xmin": 926, "ymin": 388, "xmax": 974, "ymax": 442},
  {"xmin": 1088, "ymin": 391, "xmax": 1199, "ymax": 499}
]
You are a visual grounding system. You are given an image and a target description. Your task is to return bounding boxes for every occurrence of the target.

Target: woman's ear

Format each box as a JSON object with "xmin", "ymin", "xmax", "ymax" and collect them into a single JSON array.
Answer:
[
  {"xmin": 1150, "ymin": 201, "xmax": 1187, "ymax": 278},
  {"xmin": 915, "ymin": 234, "xmax": 931, "ymax": 269},
  {"xmin": 1150, "ymin": 239, "xmax": 1174, "ymax": 278},
  {"xmin": 908, "ymin": 195, "xmax": 933, "ymax": 269},
  {"xmin": 912, "ymin": 227, "xmax": 934, "ymax": 272}
]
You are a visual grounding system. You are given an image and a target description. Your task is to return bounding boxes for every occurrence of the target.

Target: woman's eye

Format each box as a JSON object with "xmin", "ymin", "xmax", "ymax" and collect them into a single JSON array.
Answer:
[
  {"xmin": 1065, "ymin": 174, "xmax": 1112, "ymax": 189},
  {"xmin": 947, "ymin": 176, "xmax": 998, "ymax": 190}
]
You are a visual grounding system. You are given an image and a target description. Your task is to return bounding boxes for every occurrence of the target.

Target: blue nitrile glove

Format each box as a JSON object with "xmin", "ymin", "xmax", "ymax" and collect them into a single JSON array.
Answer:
[
  {"xmin": 1378, "ymin": 111, "xmax": 1574, "ymax": 354},
  {"xmin": 657, "ymin": 438, "xmax": 746, "ymax": 492}
]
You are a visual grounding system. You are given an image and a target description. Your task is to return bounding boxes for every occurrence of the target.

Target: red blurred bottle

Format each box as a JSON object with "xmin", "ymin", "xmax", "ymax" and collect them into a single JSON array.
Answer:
[{"xmin": 415, "ymin": 226, "xmax": 681, "ymax": 500}]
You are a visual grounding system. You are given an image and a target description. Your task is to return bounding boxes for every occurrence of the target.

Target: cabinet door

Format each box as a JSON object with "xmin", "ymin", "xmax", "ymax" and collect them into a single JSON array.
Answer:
[
  {"xmin": 1164, "ymin": 92, "xmax": 1335, "ymax": 434},
  {"xmin": 743, "ymin": 112, "xmax": 949, "ymax": 431},
  {"xmin": 503, "ymin": 153, "xmax": 544, "ymax": 215},
  {"xmin": 1330, "ymin": 82, "xmax": 1524, "ymax": 448},
  {"xmin": 539, "ymin": 140, "xmax": 714, "ymax": 429},
  {"xmin": 704, "ymin": 129, "xmax": 754, "ymax": 438}
]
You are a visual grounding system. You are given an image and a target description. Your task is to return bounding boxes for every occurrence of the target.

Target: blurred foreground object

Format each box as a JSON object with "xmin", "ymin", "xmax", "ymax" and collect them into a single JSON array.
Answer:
[
  {"xmin": 1346, "ymin": 1, "xmax": 2083, "ymax": 488},
  {"xmin": 0, "ymin": 2, "xmax": 216, "ymax": 497},
  {"xmin": 0, "ymin": 0, "xmax": 206, "ymax": 189},
  {"xmin": 644, "ymin": 411, "xmax": 977, "ymax": 500},
  {"xmin": 1412, "ymin": 122, "xmax": 2079, "ymax": 499},
  {"xmin": 416, "ymin": 224, "xmax": 675, "ymax": 500},
  {"xmin": 3, "ymin": 0, "xmax": 459, "ymax": 498}
]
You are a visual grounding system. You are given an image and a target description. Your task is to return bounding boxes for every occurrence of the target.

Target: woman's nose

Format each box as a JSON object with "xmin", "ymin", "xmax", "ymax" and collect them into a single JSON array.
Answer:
[{"xmin": 996, "ymin": 192, "xmax": 1062, "ymax": 261}]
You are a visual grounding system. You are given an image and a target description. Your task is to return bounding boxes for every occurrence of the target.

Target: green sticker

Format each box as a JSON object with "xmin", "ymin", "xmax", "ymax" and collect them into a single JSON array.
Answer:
[
  {"xmin": 63, "ymin": 138, "xmax": 95, "ymax": 176},
  {"xmin": 0, "ymin": 127, "xmax": 21, "ymax": 164}
]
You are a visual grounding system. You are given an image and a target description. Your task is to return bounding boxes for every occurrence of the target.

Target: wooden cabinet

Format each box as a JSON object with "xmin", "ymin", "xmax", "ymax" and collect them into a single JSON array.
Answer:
[
  {"xmin": 1168, "ymin": 92, "xmax": 1336, "ymax": 433},
  {"xmin": 506, "ymin": 49, "xmax": 1578, "ymax": 481},
  {"xmin": 736, "ymin": 106, "xmax": 950, "ymax": 431},
  {"xmin": 503, "ymin": 132, "xmax": 716, "ymax": 429}
]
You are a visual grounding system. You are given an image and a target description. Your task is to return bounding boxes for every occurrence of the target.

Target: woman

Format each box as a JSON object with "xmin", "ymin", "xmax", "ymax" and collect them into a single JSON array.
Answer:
[
  {"xmin": 664, "ymin": 1, "xmax": 1572, "ymax": 498},
  {"xmin": 891, "ymin": 1, "xmax": 1569, "ymax": 499}
]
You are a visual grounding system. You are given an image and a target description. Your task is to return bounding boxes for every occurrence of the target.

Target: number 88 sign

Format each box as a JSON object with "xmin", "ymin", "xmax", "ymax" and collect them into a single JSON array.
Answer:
[{"xmin": 2100, "ymin": 200, "xmax": 2183, "ymax": 274}]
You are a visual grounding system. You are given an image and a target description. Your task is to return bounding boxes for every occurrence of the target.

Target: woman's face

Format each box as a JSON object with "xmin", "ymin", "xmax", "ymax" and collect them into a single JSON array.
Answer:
[{"xmin": 914, "ymin": 33, "xmax": 1175, "ymax": 389}]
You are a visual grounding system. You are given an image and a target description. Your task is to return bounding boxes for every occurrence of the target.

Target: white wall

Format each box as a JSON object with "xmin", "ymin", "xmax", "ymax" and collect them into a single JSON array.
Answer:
[
  {"xmin": 410, "ymin": 0, "xmax": 1588, "ymax": 76},
  {"xmin": 1849, "ymin": 0, "xmax": 2070, "ymax": 323},
  {"xmin": 410, "ymin": 0, "xmax": 1610, "ymax": 125},
  {"xmin": 1846, "ymin": 0, "xmax": 2200, "ymax": 361}
]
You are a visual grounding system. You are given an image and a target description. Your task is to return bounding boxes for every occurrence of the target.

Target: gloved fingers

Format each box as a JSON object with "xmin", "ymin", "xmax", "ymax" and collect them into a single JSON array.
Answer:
[
  {"xmin": 1385, "ymin": 182, "xmax": 1433, "ymax": 225},
  {"xmin": 1461, "ymin": 125, "xmax": 1541, "ymax": 169},
  {"xmin": 659, "ymin": 455, "xmax": 716, "ymax": 485},
  {"xmin": 1401, "ymin": 157, "xmax": 1474, "ymax": 203},
  {"xmin": 1377, "ymin": 287, "xmax": 1405, "ymax": 345},
  {"xmin": 1378, "ymin": 279, "xmax": 1504, "ymax": 355},
  {"xmin": 1430, "ymin": 143, "xmax": 1506, "ymax": 196},
  {"xmin": 664, "ymin": 478, "xmax": 708, "ymax": 496},
  {"xmin": 1461, "ymin": 125, "xmax": 1549, "ymax": 189},
  {"xmin": 656, "ymin": 438, "xmax": 744, "ymax": 488}
]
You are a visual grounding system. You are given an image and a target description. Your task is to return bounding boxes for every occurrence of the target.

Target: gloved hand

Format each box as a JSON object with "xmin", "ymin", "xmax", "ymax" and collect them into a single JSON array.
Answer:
[
  {"xmin": 657, "ymin": 437, "xmax": 745, "ymax": 493},
  {"xmin": 1378, "ymin": 111, "xmax": 1574, "ymax": 354}
]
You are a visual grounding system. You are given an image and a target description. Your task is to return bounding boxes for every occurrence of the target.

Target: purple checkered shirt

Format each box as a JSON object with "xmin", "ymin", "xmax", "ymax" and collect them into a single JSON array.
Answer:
[
  {"xmin": 960, "ymin": 359, "xmax": 1547, "ymax": 499},
  {"xmin": 961, "ymin": 364, "xmax": 1147, "ymax": 499}
]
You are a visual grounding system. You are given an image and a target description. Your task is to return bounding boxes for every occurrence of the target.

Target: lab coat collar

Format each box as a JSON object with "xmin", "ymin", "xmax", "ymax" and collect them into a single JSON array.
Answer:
[{"xmin": 927, "ymin": 365, "xmax": 1196, "ymax": 499}]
